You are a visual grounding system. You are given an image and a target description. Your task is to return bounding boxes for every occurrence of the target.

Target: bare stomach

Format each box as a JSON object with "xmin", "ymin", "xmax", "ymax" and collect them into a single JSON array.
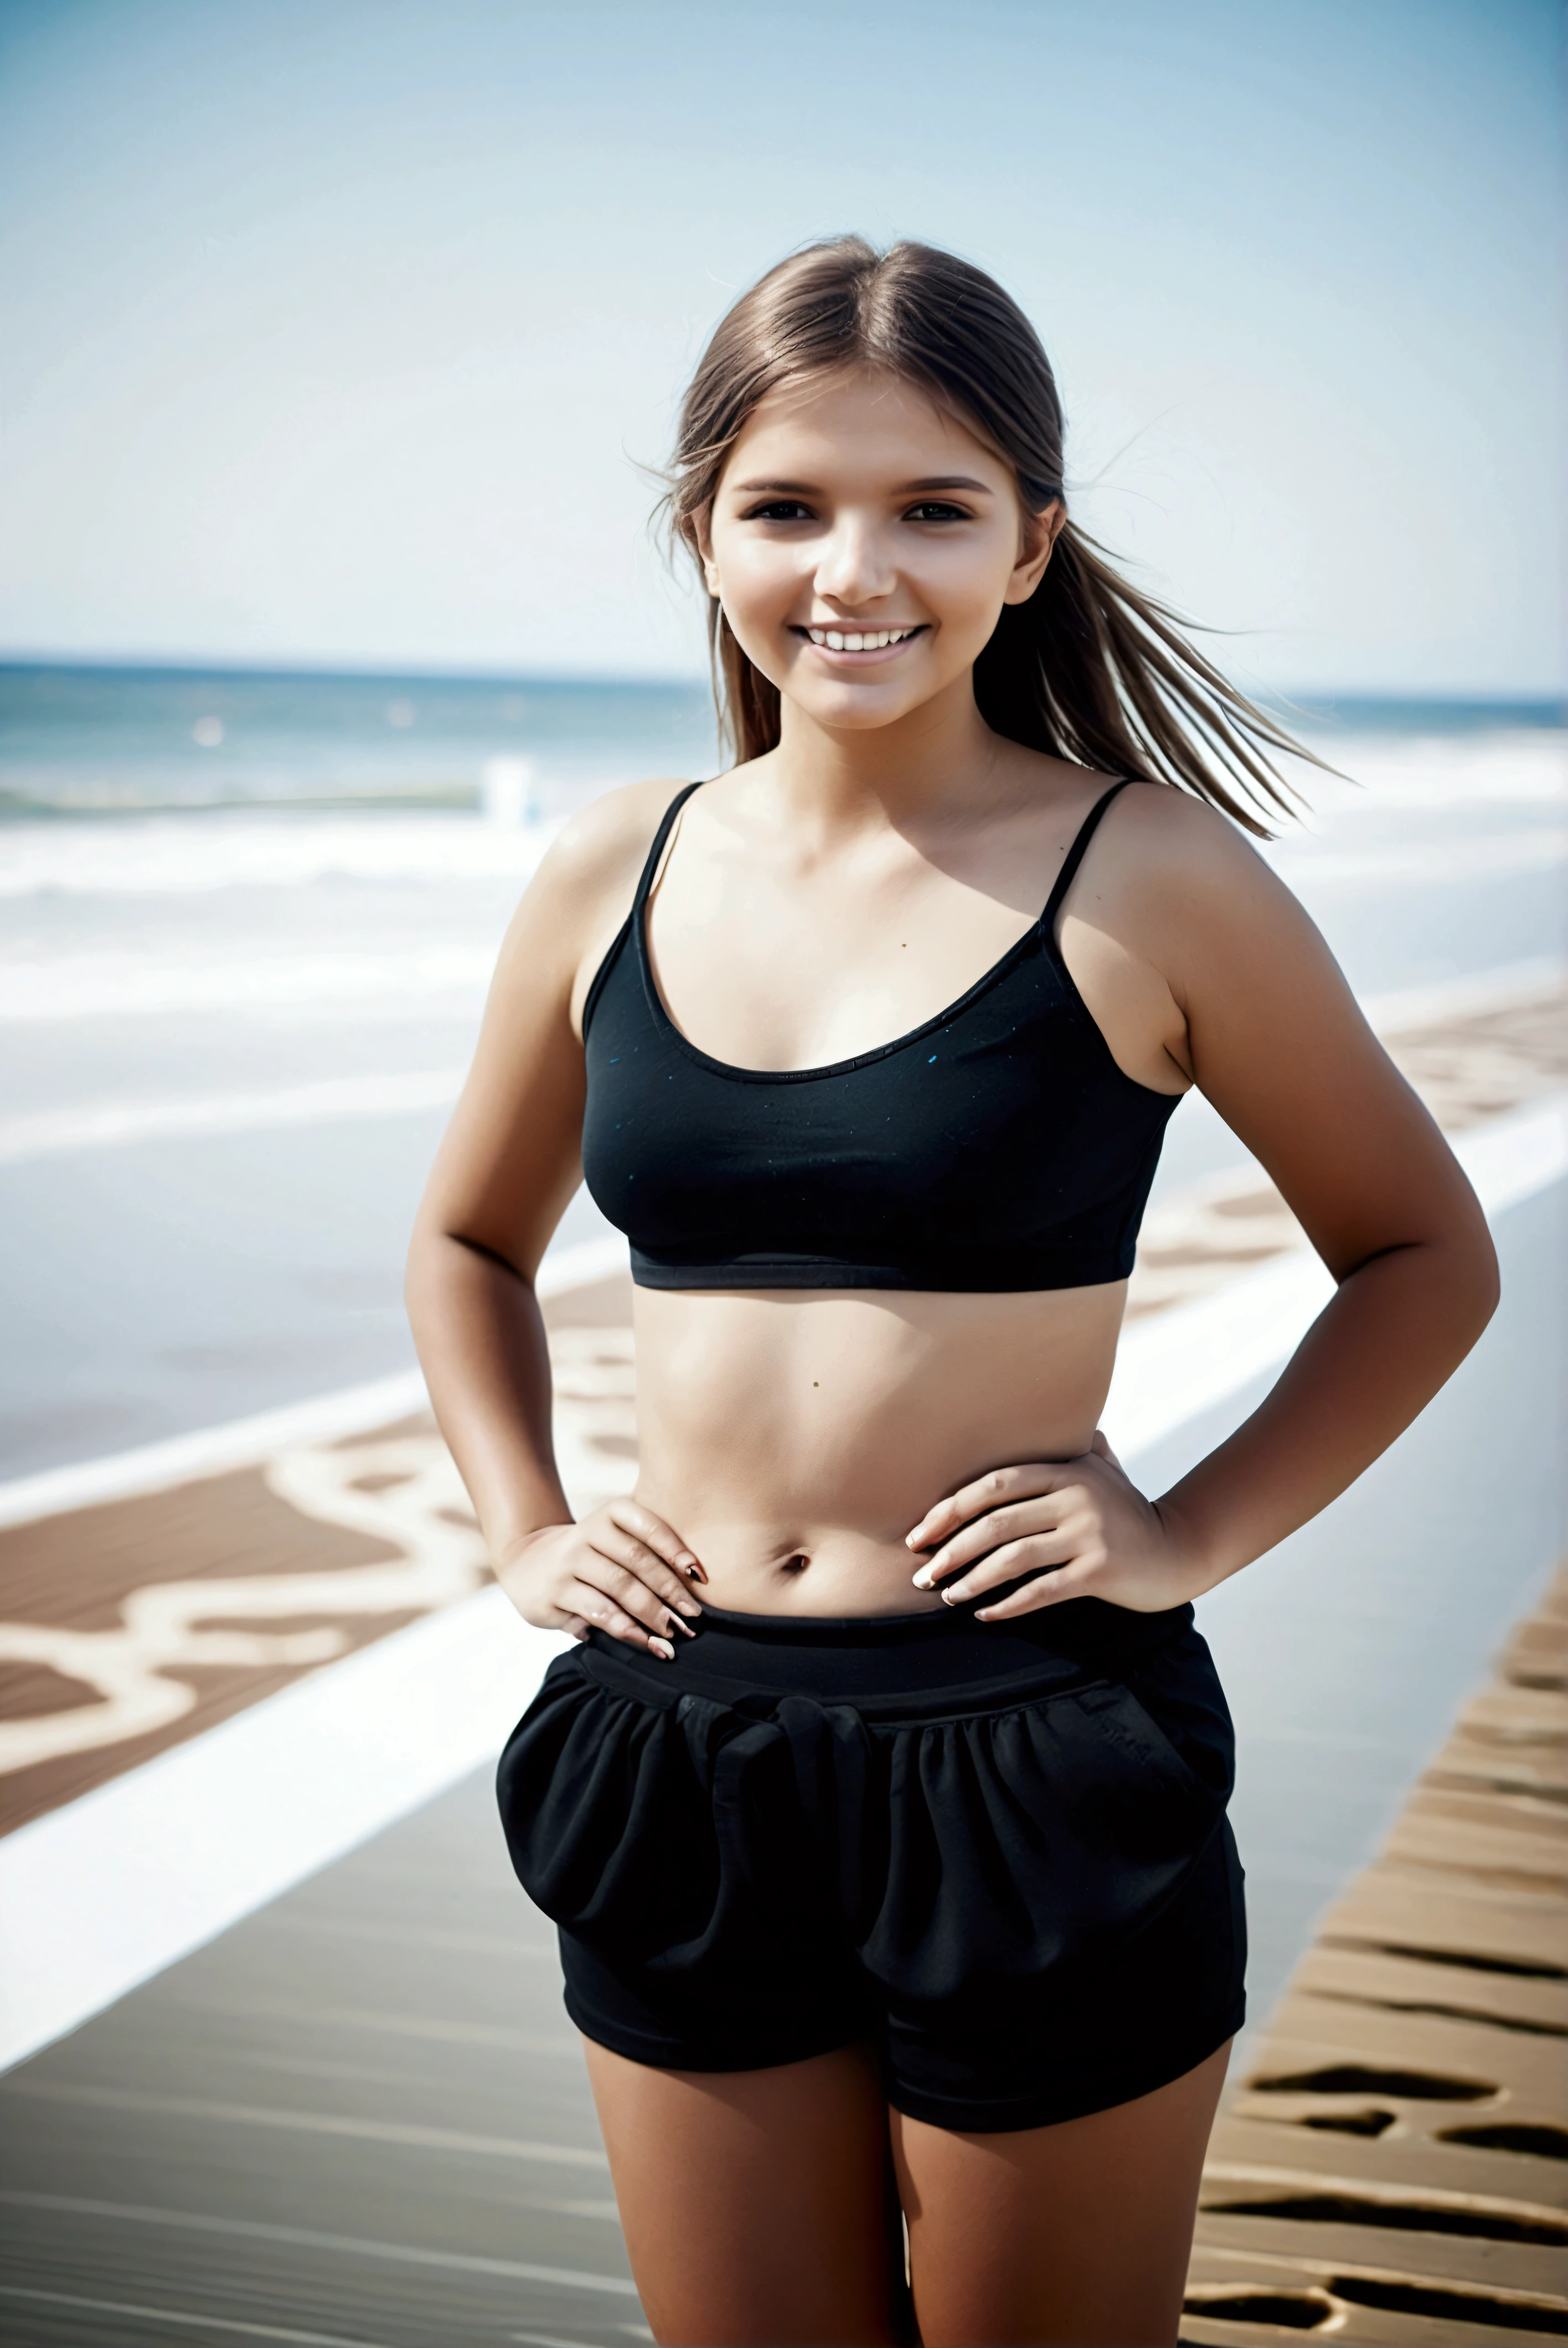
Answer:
[{"xmin": 630, "ymin": 1283, "xmax": 1127, "ymax": 1616}]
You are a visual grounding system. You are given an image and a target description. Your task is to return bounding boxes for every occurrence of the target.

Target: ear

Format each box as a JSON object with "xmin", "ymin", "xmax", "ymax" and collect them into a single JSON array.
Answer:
[
  {"xmin": 691, "ymin": 508, "xmax": 722, "ymax": 600},
  {"xmin": 1003, "ymin": 500, "xmax": 1066, "ymax": 606}
]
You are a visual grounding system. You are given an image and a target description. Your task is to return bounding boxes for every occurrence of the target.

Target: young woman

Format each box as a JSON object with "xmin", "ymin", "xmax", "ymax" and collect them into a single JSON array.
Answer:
[{"xmin": 406, "ymin": 239, "xmax": 1498, "ymax": 2347}]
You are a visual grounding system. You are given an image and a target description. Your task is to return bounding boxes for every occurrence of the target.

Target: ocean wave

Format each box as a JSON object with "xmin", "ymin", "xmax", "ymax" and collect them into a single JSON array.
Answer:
[
  {"xmin": 0, "ymin": 949, "xmax": 497, "ymax": 1023},
  {"xmin": 0, "ymin": 813, "xmax": 563, "ymax": 898}
]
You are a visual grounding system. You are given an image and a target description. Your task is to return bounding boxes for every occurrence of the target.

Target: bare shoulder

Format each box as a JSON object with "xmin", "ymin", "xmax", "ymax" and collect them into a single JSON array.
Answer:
[
  {"xmin": 1103, "ymin": 776, "xmax": 1275, "ymax": 881},
  {"xmin": 1085, "ymin": 780, "xmax": 1307, "ymax": 955},
  {"xmin": 497, "ymin": 774, "xmax": 687, "ymax": 968},
  {"xmin": 530, "ymin": 774, "xmax": 693, "ymax": 915}
]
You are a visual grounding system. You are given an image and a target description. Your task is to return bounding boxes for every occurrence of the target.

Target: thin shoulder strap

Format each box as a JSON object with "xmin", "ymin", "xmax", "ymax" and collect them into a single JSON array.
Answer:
[
  {"xmin": 582, "ymin": 780, "xmax": 707, "ymax": 1038},
  {"xmin": 1041, "ymin": 779, "xmax": 1135, "ymax": 926},
  {"xmin": 632, "ymin": 777, "xmax": 707, "ymax": 912}
]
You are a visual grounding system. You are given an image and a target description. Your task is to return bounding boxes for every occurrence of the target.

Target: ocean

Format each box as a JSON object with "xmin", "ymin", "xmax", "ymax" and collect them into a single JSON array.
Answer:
[
  {"xmin": 0, "ymin": 661, "xmax": 720, "ymax": 821},
  {"xmin": 0, "ymin": 661, "xmax": 1562, "ymax": 1479}
]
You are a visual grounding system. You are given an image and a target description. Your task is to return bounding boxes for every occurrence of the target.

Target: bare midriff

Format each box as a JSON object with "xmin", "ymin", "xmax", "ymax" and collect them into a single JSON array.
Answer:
[{"xmin": 630, "ymin": 1282, "xmax": 1127, "ymax": 1616}]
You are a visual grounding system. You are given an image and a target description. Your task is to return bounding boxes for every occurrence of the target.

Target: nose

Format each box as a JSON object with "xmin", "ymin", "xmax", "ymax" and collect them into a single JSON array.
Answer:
[{"xmin": 813, "ymin": 514, "xmax": 895, "ymax": 609}]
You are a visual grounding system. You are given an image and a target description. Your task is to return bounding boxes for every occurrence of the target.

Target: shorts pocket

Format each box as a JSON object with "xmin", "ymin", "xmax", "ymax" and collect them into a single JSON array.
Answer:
[
  {"xmin": 495, "ymin": 1653, "xmax": 721, "ymax": 1968},
  {"xmin": 858, "ymin": 1666, "xmax": 1230, "ymax": 2005}
]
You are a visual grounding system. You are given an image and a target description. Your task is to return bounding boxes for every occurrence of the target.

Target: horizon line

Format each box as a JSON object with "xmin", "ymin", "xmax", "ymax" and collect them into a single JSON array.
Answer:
[{"xmin": 1, "ymin": 652, "xmax": 1562, "ymax": 715}]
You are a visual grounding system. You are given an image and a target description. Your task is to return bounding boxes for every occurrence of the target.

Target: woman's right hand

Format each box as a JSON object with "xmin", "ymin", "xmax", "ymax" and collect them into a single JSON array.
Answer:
[{"xmin": 494, "ymin": 1501, "xmax": 706, "ymax": 1659}]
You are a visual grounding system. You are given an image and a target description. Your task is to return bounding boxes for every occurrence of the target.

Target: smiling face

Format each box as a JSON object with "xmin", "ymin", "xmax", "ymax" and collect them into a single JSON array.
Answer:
[{"xmin": 699, "ymin": 370, "xmax": 1061, "ymax": 740}]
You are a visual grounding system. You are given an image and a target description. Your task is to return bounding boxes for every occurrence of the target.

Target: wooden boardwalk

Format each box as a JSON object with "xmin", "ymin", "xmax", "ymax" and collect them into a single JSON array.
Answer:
[
  {"xmin": 1, "ymin": 1570, "xmax": 1562, "ymax": 2342},
  {"xmin": 1, "ymin": 1770, "xmax": 646, "ymax": 2346},
  {"xmin": 1185, "ymin": 1564, "xmax": 1568, "ymax": 2343},
  {"xmin": 0, "ymin": 976, "xmax": 1563, "ymax": 2341}
]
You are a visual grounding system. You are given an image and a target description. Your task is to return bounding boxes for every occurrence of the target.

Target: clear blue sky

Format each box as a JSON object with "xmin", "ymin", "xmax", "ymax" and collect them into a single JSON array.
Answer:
[{"xmin": 0, "ymin": 0, "xmax": 1560, "ymax": 694}]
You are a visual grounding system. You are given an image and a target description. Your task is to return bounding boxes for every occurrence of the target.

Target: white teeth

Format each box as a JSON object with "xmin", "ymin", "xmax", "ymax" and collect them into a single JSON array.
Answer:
[{"xmin": 806, "ymin": 626, "xmax": 916, "ymax": 650}]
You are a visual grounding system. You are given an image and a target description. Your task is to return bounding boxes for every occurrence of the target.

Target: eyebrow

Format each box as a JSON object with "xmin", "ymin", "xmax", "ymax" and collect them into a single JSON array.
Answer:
[{"xmin": 730, "ymin": 474, "xmax": 996, "ymax": 496}]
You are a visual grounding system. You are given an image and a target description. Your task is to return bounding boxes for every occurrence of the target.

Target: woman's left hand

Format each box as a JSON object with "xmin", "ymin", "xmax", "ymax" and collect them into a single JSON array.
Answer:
[{"xmin": 906, "ymin": 1433, "xmax": 1201, "ymax": 1618}]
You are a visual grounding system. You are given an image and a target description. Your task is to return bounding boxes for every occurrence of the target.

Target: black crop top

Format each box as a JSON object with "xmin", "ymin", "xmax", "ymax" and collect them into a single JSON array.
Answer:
[{"xmin": 580, "ymin": 777, "xmax": 1181, "ymax": 1292}]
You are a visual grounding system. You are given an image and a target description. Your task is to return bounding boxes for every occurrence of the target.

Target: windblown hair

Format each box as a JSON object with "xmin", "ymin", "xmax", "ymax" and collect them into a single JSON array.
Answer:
[{"xmin": 662, "ymin": 236, "xmax": 1315, "ymax": 834}]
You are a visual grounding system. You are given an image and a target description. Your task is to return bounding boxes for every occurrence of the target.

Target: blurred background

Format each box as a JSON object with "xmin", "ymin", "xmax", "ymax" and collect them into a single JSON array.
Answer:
[
  {"xmin": 1, "ymin": 4, "xmax": 1564, "ymax": 2344},
  {"xmin": 1, "ymin": 0, "xmax": 1560, "ymax": 1475}
]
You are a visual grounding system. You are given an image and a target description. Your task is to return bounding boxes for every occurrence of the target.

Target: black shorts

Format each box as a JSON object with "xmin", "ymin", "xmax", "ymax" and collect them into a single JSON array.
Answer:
[{"xmin": 496, "ymin": 1597, "xmax": 1246, "ymax": 2133}]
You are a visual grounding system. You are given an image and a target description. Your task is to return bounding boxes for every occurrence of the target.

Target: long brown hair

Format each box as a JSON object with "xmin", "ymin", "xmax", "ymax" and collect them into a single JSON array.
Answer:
[{"xmin": 662, "ymin": 236, "xmax": 1316, "ymax": 834}]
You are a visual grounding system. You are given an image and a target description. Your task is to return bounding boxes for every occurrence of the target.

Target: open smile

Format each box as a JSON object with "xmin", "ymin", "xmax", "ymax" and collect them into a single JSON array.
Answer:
[{"xmin": 792, "ymin": 624, "xmax": 928, "ymax": 660}]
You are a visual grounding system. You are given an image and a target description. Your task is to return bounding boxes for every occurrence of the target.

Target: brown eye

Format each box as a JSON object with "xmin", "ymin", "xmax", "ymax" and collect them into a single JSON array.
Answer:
[
  {"xmin": 744, "ymin": 501, "xmax": 813, "ymax": 522},
  {"xmin": 906, "ymin": 501, "xmax": 968, "ymax": 522}
]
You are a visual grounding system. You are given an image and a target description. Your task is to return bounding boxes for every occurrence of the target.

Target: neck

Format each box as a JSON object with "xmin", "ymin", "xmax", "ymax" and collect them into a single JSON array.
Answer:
[{"xmin": 768, "ymin": 671, "xmax": 1007, "ymax": 833}]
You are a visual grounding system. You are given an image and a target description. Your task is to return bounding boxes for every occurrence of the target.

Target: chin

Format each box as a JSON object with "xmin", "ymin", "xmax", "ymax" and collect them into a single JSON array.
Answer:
[{"xmin": 813, "ymin": 698, "xmax": 916, "ymax": 733}]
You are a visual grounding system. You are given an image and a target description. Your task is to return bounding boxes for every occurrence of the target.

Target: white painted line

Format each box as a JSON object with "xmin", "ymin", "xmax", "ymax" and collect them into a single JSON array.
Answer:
[
  {"xmin": 1359, "ymin": 956, "xmax": 1565, "ymax": 1037},
  {"xmin": 0, "ymin": 1098, "xmax": 1559, "ymax": 2072},
  {"xmin": 1450, "ymin": 1094, "xmax": 1568, "ymax": 1217},
  {"xmin": 1105, "ymin": 1250, "xmax": 1334, "ymax": 1461},
  {"xmin": 0, "ymin": 1589, "xmax": 568, "ymax": 2071},
  {"xmin": 0, "ymin": 1232, "xmax": 631, "ymax": 1530},
  {"xmin": 1105, "ymin": 1094, "xmax": 1566, "ymax": 1461},
  {"xmin": 0, "ymin": 1374, "xmax": 429, "ymax": 1533}
]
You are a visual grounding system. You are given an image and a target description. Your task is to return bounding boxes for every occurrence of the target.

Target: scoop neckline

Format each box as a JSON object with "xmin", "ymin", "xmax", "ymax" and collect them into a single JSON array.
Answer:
[
  {"xmin": 625, "ymin": 773, "xmax": 1181, "ymax": 1099},
  {"xmin": 634, "ymin": 896, "xmax": 1052, "ymax": 1084}
]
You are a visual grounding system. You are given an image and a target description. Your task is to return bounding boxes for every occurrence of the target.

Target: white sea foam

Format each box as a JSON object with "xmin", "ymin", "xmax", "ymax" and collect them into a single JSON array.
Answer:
[
  {"xmin": 1262, "ymin": 825, "xmax": 1566, "ymax": 888},
  {"xmin": 0, "ymin": 813, "xmax": 563, "ymax": 899},
  {"xmin": 0, "ymin": 730, "xmax": 1559, "ymax": 900},
  {"xmin": 0, "ymin": 1070, "xmax": 469, "ymax": 1161},
  {"xmin": 0, "ymin": 949, "xmax": 497, "ymax": 1023},
  {"xmin": 1294, "ymin": 728, "xmax": 1564, "ymax": 809}
]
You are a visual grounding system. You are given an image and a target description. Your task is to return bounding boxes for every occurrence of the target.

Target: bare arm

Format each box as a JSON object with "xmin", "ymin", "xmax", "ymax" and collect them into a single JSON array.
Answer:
[
  {"xmin": 405, "ymin": 780, "xmax": 708, "ymax": 1653},
  {"xmin": 1146, "ymin": 821, "xmax": 1498, "ymax": 1585},
  {"xmin": 910, "ymin": 788, "xmax": 1500, "ymax": 1611}
]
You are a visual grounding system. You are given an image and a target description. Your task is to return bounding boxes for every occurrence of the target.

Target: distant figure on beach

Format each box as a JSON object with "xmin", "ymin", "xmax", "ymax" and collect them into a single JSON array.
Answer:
[{"xmin": 406, "ymin": 239, "xmax": 1497, "ymax": 2347}]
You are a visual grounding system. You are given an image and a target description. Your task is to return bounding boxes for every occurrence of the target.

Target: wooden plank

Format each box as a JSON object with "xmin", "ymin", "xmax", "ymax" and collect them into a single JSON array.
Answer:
[
  {"xmin": 1208, "ymin": 2109, "xmax": 1568, "ymax": 2207},
  {"xmin": 1193, "ymin": 2210, "xmax": 1566, "ymax": 2301},
  {"xmin": 1456, "ymin": 1685, "xmax": 1568, "ymax": 1745},
  {"xmin": 1404, "ymin": 1783, "xmax": 1568, "ymax": 1841},
  {"xmin": 1246, "ymin": 2003, "xmax": 1561, "ymax": 2099},
  {"xmin": 1290, "ymin": 1944, "xmax": 1568, "ymax": 2036},
  {"xmin": 1192, "ymin": 1564, "xmax": 1568, "ymax": 2340},
  {"xmin": 1321, "ymin": 1868, "xmax": 1568, "ymax": 1970},
  {"xmin": 1184, "ymin": 2242, "xmax": 1568, "ymax": 2346},
  {"xmin": 0, "ymin": 1773, "xmax": 642, "ymax": 2348},
  {"xmin": 1381, "ymin": 1813, "xmax": 1568, "ymax": 1894}
]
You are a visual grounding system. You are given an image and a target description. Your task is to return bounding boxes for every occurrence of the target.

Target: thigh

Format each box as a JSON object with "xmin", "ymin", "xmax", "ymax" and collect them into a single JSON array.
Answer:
[
  {"xmin": 584, "ymin": 2036, "xmax": 898, "ymax": 2347},
  {"xmin": 893, "ymin": 2039, "xmax": 1231, "ymax": 2348}
]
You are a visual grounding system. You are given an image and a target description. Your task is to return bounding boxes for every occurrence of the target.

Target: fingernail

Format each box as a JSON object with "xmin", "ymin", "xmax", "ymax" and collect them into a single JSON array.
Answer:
[
  {"xmin": 677, "ymin": 1551, "xmax": 699, "ymax": 1569},
  {"xmin": 649, "ymin": 1636, "xmax": 675, "ymax": 1661},
  {"xmin": 676, "ymin": 1598, "xmax": 702, "ymax": 1617},
  {"xmin": 669, "ymin": 1613, "xmax": 696, "ymax": 1636},
  {"xmin": 911, "ymin": 1567, "xmax": 933, "ymax": 1589},
  {"xmin": 684, "ymin": 1562, "xmax": 708, "ymax": 1583}
]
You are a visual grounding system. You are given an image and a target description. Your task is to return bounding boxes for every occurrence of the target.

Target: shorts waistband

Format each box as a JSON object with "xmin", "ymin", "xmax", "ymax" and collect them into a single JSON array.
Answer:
[{"xmin": 585, "ymin": 1595, "xmax": 1194, "ymax": 1711}]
